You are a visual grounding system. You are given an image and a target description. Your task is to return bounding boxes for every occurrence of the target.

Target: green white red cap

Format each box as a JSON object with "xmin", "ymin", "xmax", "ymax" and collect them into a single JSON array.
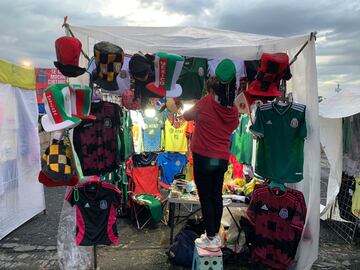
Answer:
[{"xmin": 70, "ymin": 84, "xmax": 96, "ymax": 120}]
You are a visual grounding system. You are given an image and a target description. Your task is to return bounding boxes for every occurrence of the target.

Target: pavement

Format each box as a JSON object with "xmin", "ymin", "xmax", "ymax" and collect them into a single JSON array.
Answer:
[{"xmin": 0, "ymin": 137, "xmax": 360, "ymax": 269}]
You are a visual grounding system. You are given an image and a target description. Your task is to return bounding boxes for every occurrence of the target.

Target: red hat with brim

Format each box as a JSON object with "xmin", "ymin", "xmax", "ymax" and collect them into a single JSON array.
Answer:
[
  {"xmin": 38, "ymin": 171, "xmax": 79, "ymax": 187},
  {"xmin": 54, "ymin": 37, "xmax": 86, "ymax": 77}
]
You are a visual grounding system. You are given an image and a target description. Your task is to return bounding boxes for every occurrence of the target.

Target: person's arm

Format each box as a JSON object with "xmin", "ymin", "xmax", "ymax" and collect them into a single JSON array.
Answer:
[{"xmin": 183, "ymin": 98, "xmax": 204, "ymax": 121}]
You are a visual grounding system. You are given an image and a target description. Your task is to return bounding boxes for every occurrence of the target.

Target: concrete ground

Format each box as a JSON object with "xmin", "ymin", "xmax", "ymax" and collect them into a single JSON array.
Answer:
[{"xmin": 0, "ymin": 135, "xmax": 359, "ymax": 269}]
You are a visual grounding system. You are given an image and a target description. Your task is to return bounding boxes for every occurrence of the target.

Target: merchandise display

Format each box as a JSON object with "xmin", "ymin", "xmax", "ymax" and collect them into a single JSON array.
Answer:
[{"xmin": 35, "ymin": 27, "xmax": 319, "ymax": 270}]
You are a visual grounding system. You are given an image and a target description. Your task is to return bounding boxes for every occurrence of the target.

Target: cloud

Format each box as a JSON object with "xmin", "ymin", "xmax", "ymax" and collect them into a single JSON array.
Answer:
[
  {"xmin": 0, "ymin": 0, "xmax": 358, "ymax": 97},
  {"xmin": 0, "ymin": 0, "xmax": 125, "ymax": 67}
]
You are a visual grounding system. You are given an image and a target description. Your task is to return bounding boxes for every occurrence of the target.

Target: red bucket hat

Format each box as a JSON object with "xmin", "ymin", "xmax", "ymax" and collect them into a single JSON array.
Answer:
[
  {"xmin": 54, "ymin": 37, "xmax": 86, "ymax": 77},
  {"xmin": 247, "ymin": 53, "xmax": 291, "ymax": 99}
]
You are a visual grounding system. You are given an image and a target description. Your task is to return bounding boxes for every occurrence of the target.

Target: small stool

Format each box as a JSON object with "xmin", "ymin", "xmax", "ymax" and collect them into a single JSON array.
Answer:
[{"xmin": 192, "ymin": 246, "xmax": 223, "ymax": 270}]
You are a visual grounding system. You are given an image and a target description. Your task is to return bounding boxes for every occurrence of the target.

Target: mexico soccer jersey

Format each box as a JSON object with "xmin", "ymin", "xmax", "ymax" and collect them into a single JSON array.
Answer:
[
  {"xmin": 250, "ymin": 102, "xmax": 307, "ymax": 183},
  {"xmin": 247, "ymin": 183, "xmax": 307, "ymax": 269},
  {"xmin": 66, "ymin": 177, "xmax": 121, "ymax": 246},
  {"xmin": 230, "ymin": 114, "xmax": 253, "ymax": 165},
  {"xmin": 73, "ymin": 101, "xmax": 122, "ymax": 176}
]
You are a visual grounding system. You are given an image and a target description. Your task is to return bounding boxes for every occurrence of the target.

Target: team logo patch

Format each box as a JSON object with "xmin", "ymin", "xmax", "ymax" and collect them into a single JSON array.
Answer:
[
  {"xmin": 104, "ymin": 118, "xmax": 112, "ymax": 128},
  {"xmin": 100, "ymin": 200, "xmax": 108, "ymax": 210},
  {"xmin": 198, "ymin": 67, "xmax": 204, "ymax": 77},
  {"xmin": 175, "ymin": 160, "xmax": 181, "ymax": 166},
  {"xmin": 290, "ymin": 118, "xmax": 299, "ymax": 128},
  {"xmin": 261, "ymin": 204, "xmax": 268, "ymax": 211},
  {"xmin": 279, "ymin": 208, "xmax": 289, "ymax": 219}
]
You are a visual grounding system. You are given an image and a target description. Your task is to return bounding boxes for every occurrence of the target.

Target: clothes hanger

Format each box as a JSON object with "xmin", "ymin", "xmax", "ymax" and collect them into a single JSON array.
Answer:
[
  {"xmin": 269, "ymin": 180, "xmax": 286, "ymax": 192},
  {"xmin": 275, "ymin": 80, "xmax": 291, "ymax": 106}
]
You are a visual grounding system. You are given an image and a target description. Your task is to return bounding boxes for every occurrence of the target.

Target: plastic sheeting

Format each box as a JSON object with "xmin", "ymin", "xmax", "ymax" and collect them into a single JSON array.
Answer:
[
  {"xmin": 68, "ymin": 25, "xmax": 320, "ymax": 270},
  {"xmin": 57, "ymin": 188, "xmax": 94, "ymax": 270},
  {"xmin": 0, "ymin": 82, "xmax": 45, "ymax": 240}
]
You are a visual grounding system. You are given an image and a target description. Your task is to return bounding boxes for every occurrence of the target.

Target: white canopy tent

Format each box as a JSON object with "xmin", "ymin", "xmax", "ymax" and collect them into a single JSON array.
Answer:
[
  {"xmin": 69, "ymin": 25, "xmax": 320, "ymax": 270},
  {"xmin": 319, "ymin": 89, "xmax": 360, "ymax": 218}
]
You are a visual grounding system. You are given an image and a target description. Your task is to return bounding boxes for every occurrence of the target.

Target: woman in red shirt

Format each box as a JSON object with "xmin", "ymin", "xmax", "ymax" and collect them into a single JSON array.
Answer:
[{"xmin": 183, "ymin": 59, "xmax": 239, "ymax": 251}]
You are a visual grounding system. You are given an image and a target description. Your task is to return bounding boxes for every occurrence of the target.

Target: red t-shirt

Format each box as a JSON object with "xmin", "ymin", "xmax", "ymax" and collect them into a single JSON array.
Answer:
[{"xmin": 183, "ymin": 94, "xmax": 239, "ymax": 160}]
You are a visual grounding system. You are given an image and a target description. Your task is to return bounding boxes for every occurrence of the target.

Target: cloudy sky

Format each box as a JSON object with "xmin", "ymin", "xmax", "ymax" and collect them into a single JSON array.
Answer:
[{"xmin": 0, "ymin": 0, "xmax": 359, "ymax": 97}]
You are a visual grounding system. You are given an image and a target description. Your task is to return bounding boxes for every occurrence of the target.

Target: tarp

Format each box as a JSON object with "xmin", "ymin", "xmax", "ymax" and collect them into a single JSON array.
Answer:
[
  {"xmin": 0, "ymin": 59, "xmax": 36, "ymax": 90},
  {"xmin": 319, "ymin": 89, "xmax": 360, "ymax": 218},
  {"xmin": 70, "ymin": 25, "xmax": 320, "ymax": 270},
  {"xmin": 0, "ymin": 60, "xmax": 45, "ymax": 240}
]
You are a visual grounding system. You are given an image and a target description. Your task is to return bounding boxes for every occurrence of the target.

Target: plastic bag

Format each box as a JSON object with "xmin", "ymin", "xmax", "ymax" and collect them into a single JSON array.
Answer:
[{"xmin": 57, "ymin": 188, "xmax": 94, "ymax": 270}]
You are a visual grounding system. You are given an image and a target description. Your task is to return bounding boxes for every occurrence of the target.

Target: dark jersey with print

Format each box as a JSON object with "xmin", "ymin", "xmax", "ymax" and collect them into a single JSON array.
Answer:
[
  {"xmin": 246, "ymin": 183, "xmax": 307, "ymax": 270},
  {"xmin": 73, "ymin": 101, "xmax": 122, "ymax": 175},
  {"xmin": 132, "ymin": 152, "xmax": 158, "ymax": 167},
  {"xmin": 66, "ymin": 179, "xmax": 121, "ymax": 246}
]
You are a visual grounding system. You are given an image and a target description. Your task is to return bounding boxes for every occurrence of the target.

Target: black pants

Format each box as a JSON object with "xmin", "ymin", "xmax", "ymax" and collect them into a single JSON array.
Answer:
[{"xmin": 193, "ymin": 153, "xmax": 228, "ymax": 237}]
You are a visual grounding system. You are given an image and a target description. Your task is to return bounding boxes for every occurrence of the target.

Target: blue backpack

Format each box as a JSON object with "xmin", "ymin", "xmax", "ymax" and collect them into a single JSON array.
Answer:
[{"xmin": 167, "ymin": 229, "xmax": 198, "ymax": 267}]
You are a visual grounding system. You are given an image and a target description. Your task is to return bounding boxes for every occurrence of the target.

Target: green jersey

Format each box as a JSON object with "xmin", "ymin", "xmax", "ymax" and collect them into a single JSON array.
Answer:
[
  {"xmin": 250, "ymin": 102, "xmax": 307, "ymax": 183},
  {"xmin": 230, "ymin": 115, "xmax": 253, "ymax": 165},
  {"xmin": 177, "ymin": 57, "xmax": 208, "ymax": 100}
]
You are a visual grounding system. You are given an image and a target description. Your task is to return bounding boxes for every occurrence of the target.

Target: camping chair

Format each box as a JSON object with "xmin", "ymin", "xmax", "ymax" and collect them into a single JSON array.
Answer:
[{"xmin": 127, "ymin": 163, "xmax": 168, "ymax": 229}]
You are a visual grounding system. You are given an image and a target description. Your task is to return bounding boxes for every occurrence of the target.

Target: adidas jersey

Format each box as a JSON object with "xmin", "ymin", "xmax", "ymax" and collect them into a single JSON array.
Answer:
[
  {"xmin": 250, "ymin": 102, "xmax": 307, "ymax": 183},
  {"xmin": 66, "ymin": 178, "xmax": 121, "ymax": 246},
  {"xmin": 247, "ymin": 183, "xmax": 307, "ymax": 269},
  {"xmin": 164, "ymin": 116, "xmax": 188, "ymax": 154}
]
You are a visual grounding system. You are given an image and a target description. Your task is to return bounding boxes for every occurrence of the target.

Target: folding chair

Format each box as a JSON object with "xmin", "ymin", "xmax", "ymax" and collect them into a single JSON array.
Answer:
[{"xmin": 127, "ymin": 162, "xmax": 168, "ymax": 229}]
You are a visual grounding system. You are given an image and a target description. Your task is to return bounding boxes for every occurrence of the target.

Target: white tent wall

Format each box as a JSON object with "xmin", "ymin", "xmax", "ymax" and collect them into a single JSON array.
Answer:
[
  {"xmin": 0, "ymin": 82, "xmax": 45, "ymax": 240},
  {"xmin": 319, "ymin": 117, "xmax": 342, "ymax": 218},
  {"xmin": 70, "ymin": 25, "xmax": 320, "ymax": 270},
  {"xmin": 319, "ymin": 89, "xmax": 360, "ymax": 218}
]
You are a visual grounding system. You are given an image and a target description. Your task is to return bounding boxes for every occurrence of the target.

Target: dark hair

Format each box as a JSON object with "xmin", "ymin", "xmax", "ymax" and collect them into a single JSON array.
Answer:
[{"xmin": 206, "ymin": 76, "xmax": 236, "ymax": 107}]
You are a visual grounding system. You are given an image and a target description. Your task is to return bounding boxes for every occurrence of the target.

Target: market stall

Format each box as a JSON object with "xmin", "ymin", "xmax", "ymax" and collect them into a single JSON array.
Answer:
[
  {"xmin": 0, "ymin": 59, "xmax": 45, "ymax": 240},
  {"xmin": 39, "ymin": 24, "xmax": 320, "ymax": 270}
]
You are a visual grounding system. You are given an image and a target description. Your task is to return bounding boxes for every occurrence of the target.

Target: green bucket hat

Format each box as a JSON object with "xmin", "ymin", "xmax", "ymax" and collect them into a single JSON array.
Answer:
[{"xmin": 215, "ymin": 59, "xmax": 236, "ymax": 83}]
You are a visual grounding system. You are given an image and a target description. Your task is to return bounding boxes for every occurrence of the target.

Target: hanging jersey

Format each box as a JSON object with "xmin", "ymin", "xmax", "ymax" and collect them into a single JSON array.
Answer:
[
  {"xmin": 352, "ymin": 178, "xmax": 360, "ymax": 218},
  {"xmin": 250, "ymin": 102, "xmax": 307, "ymax": 183},
  {"xmin": 247, "ymin": 183, "xmax": 306, "ymax": 270},
  {"xmin": 130, "ymin": 111, "xmax": 145, "ymax": 154},
  {"xmin": 132, "ymin": 152, "xmax": 158, "ymax": 167},
  {"xmin": 177, "ymin": 57, "xmax": 208, "ymax": 99},
  {"xmin": 73, "ymin": 101, "xmax": 122, "ymax": 176},
  {"xmin": 157, "ymin": 152, "xmax": 187, "ymax": 187},
  {"xmin": 143, "ymin": 111, "xmax": 166, "ymax": 152},
  {"xmin": 164, "ymin": 115, "xmax": 188, "ymax": 153},
  {"xmin": 230, "ymin": 114, "xmax": 253, "ymax": 165},
  {"xmin": 66, "ymin": 178, "xmax": 121, "ymax": 246},
  {"xmin": 120, "ymin": 110, "xmax": 133, "ymax": 161}
]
